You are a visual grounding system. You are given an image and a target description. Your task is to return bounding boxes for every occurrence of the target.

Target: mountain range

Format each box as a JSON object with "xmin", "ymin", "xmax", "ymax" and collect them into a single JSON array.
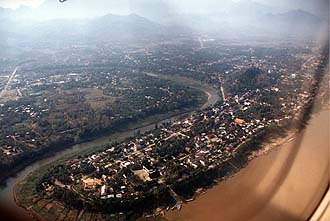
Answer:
[{"xmin": 0, "ymin": 0, "xmax": 327, "ymax": 43}]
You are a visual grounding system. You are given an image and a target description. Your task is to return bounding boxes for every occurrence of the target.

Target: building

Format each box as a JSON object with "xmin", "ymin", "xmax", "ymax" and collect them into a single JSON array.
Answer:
[
  {"xmin": 82, "ymin": 177, "xmax": 102, "ymax": 191},
  {"xmin": 234, "ymin": 118, "xmax": 245, "ymax": 125}
]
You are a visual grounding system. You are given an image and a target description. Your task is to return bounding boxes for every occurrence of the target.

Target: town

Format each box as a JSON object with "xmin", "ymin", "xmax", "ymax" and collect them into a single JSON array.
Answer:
[
  {"xmin": 20, "ymin": 38, "xmax": 325, "ymax": 220},
  {"xmin": 2, "ymin": 1, "xmax": 328, "ymax": 220}
]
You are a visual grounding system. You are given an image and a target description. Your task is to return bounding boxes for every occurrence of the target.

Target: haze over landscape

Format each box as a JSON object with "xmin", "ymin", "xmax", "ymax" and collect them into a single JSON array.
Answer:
[
  {"xmin": 0, "ymin": 0, "xmax": 328, "ymax": 51},
  {"xmin": 0, "ymin": 1, "xmax": 328, "ymax": 221},
  {"xmin": 0, "ymin": 0, "xmax": 328, "ymax": 18}
]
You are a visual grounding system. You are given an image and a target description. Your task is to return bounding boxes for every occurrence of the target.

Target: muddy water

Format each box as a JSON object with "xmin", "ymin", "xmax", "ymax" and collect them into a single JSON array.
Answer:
[
  {"xmin": 165, "ymin": 108, "xmax": 329, "ymax": 221},
  {"xmin": 0, "ymin": 86, "xmax": 220, "ymax": 220},
  {"xmin": 0, "ymin": 87, "xmax": 328, "ymax": 221}
]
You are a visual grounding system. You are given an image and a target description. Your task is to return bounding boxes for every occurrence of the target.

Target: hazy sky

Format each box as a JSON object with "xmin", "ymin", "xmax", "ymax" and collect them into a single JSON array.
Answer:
[
  {"xmin": 257, "ymin": 0, "xmax": 328, "ymax": 17},
  {"xmin": 0, "ymin": 0, "xmax": 43, "ymax": 8},
  {"xmin": 0, "ymin": 0, "xmax": 328, "ymax": 18}
]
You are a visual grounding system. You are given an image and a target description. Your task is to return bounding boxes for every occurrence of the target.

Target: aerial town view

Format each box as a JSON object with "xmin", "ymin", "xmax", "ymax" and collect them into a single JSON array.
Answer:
[{"xmin": 0, "ymin": 0, "xmax": 329, "ymax": 221}]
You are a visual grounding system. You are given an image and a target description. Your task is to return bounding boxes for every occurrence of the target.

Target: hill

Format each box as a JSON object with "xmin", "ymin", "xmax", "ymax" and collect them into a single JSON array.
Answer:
[{"xmin": 226, "ymin": 67, "xmax": 272, "ymax": 95}]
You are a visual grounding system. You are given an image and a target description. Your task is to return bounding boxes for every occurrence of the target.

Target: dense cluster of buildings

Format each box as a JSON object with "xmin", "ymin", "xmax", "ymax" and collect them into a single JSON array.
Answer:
[
  {"xmin": 44, "ymin": 46, "xmax": 320, "ymax": 210},
  {"xmin": 0, "ymin": 37, "xmax": 322, "ymax": 215}
]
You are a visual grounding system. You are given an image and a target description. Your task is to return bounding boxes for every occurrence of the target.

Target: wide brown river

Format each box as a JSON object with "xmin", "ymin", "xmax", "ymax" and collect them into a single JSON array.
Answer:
[
  {"xmin": 0, "ymin": 89, "xmax": 328, "ymax": 221},
  {"xmin": 165, "ymin": 107, "xmax": 329, "ymax": 221}
]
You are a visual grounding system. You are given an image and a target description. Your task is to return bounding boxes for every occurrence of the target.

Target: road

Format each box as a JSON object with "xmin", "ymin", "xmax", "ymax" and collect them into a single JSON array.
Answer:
[
  {"xmin": 0, "ymin": 67, "xmax": 18, "ymax": 99},
  {"xmin": 198, "ymin": 37, "xmax": 204, "ymax": 49},
  {"xmin": 219, "ymin": 77, "xmax": 226, "ymax": 101},
  {"xmin": 166, "ymin": 107, "xmax": 329, "ymax": 221},
  {"xmin": 0, "ymin": 75, "xmax": 220, "ymax": 221}
]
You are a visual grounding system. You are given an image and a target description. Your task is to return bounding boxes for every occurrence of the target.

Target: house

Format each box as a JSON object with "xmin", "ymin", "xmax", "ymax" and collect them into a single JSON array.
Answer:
[
  {"xmin": 101, "ymin": 185, "xmax": 107, "ymax": 196},
  {"xmin": 234, "ymin": 118, "xmax": 245, "ymax": 125},
  {"xmin": 133, "ymin": 169, "xmax": 151, "ymax": 182},
  {"xmin": 82, "ymin": 177, "xmax": 102, "ymax": 191}
]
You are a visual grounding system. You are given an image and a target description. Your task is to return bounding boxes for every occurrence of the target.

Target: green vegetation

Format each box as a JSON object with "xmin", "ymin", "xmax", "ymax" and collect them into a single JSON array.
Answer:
[
  {"xmin": 0, "ymin": 70, "xmax": 207, "ymax": 186},
  {"xmin": 12, "ymin": 38, "xmax": 328, "ymax": 221}
]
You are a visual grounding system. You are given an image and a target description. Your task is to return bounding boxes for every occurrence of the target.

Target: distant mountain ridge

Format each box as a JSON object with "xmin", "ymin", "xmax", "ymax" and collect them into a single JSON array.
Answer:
[
  {"xmin": 88, "ymin": 13, "xmax": 168, "ymax": 41},
  {"xmin": 0, "ymin": 12, "xmax": 185, "ymax": 45},
  {"xmin": 0, "ymin": 0, "xmax": 326, "ymax": 42},
  {"xmin": 266, "ymin": 9, "xmax": 323, "ymax": 24},
  {"xmin": 256, "ymin": 9, "xmax": 326, "ymax": 38}
]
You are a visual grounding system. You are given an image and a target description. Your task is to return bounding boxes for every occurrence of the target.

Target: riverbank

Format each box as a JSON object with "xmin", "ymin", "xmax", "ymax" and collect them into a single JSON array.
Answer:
[
  {"xmin": 9, "ymin": 49, "xmax": 324, "ymax": 219},
  {"xmin": 13, "ymin": 125, "xmax": 295, "ymax": 221},
  {"xmin": 13, "ymin": 88, "xmax": 327, "ymax": 220},
  {"xmin": 141, "ymin": 127, "xmax": 302, "ymax": 219},
  {"xmin": 13, "ymin": 182, "xmax": 46, "ymax": 221},
  {"xmin": 162, "ymin": 66, "xmax": 329, "ymax": 220},
  {"xmin": 248, "ymin": 130, "xmax": 297, "ymax": 161},
  {"xmin": 164, "ymin": 107, "xmax": 329, "ymax": 221},
  {"xmin": 13, "ymin": 94, "xmax": 308, "ymax": 221},
  {"xmin": 0, "ymin": 79, "xmax": 220, "ymax": 221},
  {"xmin": 0, "ymin": 75, "xmax": 218, "ymax": 188},
  {"xmin": 0, "ymin": 105, "xmax": 199, "ymax": 187},
  {"xmin": 13, "ymin": 105, "xmax": 324, "ymax": 221}
]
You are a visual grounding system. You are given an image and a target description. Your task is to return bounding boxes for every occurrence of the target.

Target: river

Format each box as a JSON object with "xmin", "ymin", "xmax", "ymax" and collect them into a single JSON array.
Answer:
[
  {"xmin": 1, "ymin": 84, "xmax": 328, "ymax": 221},
  {"xmin": 0, "ymin": 83, "xmax": 220, "ymax": 220},
  {"xmin": 165, "ymin": 107, "xmax": 329, "ymax": 221}
]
